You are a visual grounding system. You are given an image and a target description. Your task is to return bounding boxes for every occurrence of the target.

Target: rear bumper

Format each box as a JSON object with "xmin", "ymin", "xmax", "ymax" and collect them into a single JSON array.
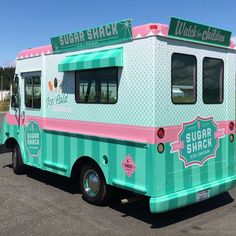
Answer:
[{"xmin": 150, "ymin": 175, "xmax": 236, "ymax": 213}]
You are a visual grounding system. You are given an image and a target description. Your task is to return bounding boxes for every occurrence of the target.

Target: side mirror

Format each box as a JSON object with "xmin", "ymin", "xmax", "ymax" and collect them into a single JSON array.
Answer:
[
  {"xmin": 11, "ymin": 74, "xmax": 20, "ymax": 109},
  {"xmin": 11, "ymin": 94, "xmax": 20, "ymax": 109},
  {"xmin": 12, "ymin": 80, "xmax": 19, "ymax": 94}
]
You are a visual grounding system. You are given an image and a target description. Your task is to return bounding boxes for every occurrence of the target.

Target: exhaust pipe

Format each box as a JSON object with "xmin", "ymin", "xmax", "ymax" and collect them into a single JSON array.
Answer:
[{"xmin": 121, "ymin": 196, "xmax": 145, "ymax": 205}]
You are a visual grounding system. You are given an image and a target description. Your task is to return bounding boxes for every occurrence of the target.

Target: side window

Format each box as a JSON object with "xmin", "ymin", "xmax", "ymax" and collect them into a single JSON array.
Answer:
[
  {"xmin": 203, "ymin": 58, "xmax": 224, "ymax": 104},
  {"xmin": 171, "ymin": 53, "xmax": 197, "ymax": 104},
  {"xmin": 75, "ymin": 67, "xmax": 118, "ymax": 104},
  {"xmin": 25, "ymin": 76, "xmax": 41, "ymax": 109}
]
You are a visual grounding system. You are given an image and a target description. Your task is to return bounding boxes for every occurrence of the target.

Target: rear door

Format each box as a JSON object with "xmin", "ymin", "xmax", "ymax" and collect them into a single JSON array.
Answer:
[{"xmin": 169, "ymin": 51, "xmax": 228, "ymax": 191}]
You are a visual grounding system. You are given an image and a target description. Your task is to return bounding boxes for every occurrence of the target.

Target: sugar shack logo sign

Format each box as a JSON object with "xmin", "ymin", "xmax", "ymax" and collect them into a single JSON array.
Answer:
[
  {"xmin": 51, "ymin": 19, "xmax": 132, "ymax": 53},
  {"xmin": 168, "ymin": 17, "xmax": 231, "ymax": 47},
  {"xmin": 25, "ymin": 120, "xmax": 42, "ymax": 157},
  {"xmin": 170, "ymin": 116, "xmax": 225, "ymax": 167}
]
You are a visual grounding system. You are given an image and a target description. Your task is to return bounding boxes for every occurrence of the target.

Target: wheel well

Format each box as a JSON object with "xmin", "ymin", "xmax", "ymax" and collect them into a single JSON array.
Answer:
[
  {"xmin": 71, "ymin": 156, "xmax": 105, "ymax": 182},
  {"xmin": 4, "ymin": 138, "xmax": 18, "ymax": 149}
]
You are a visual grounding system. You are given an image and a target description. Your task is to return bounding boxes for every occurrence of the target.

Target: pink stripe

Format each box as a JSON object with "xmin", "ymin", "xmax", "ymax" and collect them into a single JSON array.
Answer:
[
  {"xmin": 5, "ymin": 113, "xmax": 155, "ymax": 144},
  {"xmin": 5, "ymin": 113, "xmax": 235, "ymax": 144}
]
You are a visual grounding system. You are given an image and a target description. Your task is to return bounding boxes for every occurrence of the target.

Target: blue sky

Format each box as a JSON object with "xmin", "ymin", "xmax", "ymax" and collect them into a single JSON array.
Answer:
[{"xmin": 0, "ymin": 0, "xmax": 235, "ymax": 67}]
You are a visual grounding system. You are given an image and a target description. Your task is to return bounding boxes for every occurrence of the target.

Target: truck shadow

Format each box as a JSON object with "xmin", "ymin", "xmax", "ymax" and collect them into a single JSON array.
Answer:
[
  {"xmin": 0, "ymin": 145, "xmax": 11, "ymax": 154},
  {"xmin": 108, "ymin": 192, "xmax": 233, "ymax": 228},
  {"xmin": 3, "ymin": 162, "xmax": 234, "ymax": 228}
]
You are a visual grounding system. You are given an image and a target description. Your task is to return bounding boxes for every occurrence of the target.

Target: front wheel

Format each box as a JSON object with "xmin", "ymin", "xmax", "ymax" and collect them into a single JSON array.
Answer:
[
  {"xmin": 12, "ymin": 144, "xmax": 26, "ymax": 175},
  {"xmin": 80, "ymin": 164, "xmax": 108, "ymax": 205}
]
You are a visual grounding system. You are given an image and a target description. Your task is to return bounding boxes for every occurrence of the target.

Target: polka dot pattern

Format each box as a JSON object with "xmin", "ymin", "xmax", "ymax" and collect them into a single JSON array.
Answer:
[{"xmin": 16, "ymin": 36, "xmax": 235, "ymax": 127}]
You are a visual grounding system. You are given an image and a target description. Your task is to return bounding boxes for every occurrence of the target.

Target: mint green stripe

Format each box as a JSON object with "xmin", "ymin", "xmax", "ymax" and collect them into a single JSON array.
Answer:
[
  {"xmin": 108, "ymin": 141, "xmax": 117, "ymax": 181},
  {"xmin": 173, "ymin": 150, "xmax": 184, "ymax": 192},
  {"xmin": 148, "ymin": 146, "xmax": 156, "ymax": 196},
  {"xmin": 168, "ymin": 192, "xmax": 178, "ymax": 210},
  {"xmin": 84, "ymin": 138, "xmax": 92, "ymax": 157},
  {"xmin": 58, "ymin": 134, "xmax": 65, "ymax": 170},
  {"xmin": 221, "ymin": 137, "xmax": 228, "ymax": 178},
  {"xmin": 64, "ymin": 135, "xmax": 71, "ymax": 175},
  {"xmin": 98, "ymin": 139, "xmax": 108, "ymax": 179},
  {"xmin": 52, "ymin": 133, "xmax": 58, "ymax": 173},
  {"xmin": 112, "ymin": 179, "xmax": 147, "ymax": 194},
  {"xmin": 215, "ymin": 140, "xmax": 223, "ymax": 180},
  {"xmin": 156, "ymin": 147, "xmax": 166, "ymax": 196},
  {"xmin": 165, "ymin": 145, "xmax": 174, "ymax": 194},
  {"xmin": 124, "ymin": 142, "xmax": 136, "ymax": 183},
  {"xmin": 135, "ymin": 146, "xmax": 146, "ymax": 188},
  {"xmin": 42, "ymin": 131, "xmax": 47, "ymax": 168},
  {"xmin": 207, "ymin": 159, "xmax": 216, "ymax": 183},
  {"xmin": 228, "ymin": 136, "xmax": 235, "ymax": 176},
  {"xmin": 92, "ymin": 138, "xmax": 100, "ymax": 164},
  {"xmin": 116, "ymin": 143, "xmax": 126, "ymax": 180},
  {"xmin": 192, "ymin": 166, "xmax": 201, "ymax": 189},
  {"xmin": 200, "ymin": 161, "xmax": 208, "ymax": 185},
  {"xmin": 45, "ymin": 132, "xmax": 52, "ymax": 169},
  {"xmin": 69, "ymin": 135, "xmax": 77, "ymax": 174},
  {"xmin": 76, "ymin": 136, "xmax": 81, "ymax": 157}
]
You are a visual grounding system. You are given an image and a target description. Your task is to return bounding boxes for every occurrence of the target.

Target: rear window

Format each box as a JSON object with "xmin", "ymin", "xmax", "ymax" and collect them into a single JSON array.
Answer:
[
  {"xmin": 203, "ymin": 58, "xmax": 224, "ymax": 104},
  {"xmin": 171, "ymin": 53, "xmax": 197, "ymax": 104}
]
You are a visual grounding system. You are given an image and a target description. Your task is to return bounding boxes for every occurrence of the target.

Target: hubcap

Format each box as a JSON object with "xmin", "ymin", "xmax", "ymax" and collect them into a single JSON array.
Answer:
[{"xmin": 84, "ymin": 170, "xmax": 100, "ymax": 197}]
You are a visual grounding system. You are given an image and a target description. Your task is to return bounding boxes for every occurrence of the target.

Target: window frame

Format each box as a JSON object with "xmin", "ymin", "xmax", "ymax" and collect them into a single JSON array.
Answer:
[
  {"xmin": 202, "ymin": 57, "xmax": 224, "ymax": 105},
  {"xmin": 171, "ymin": 53, "xmax": 197, "ymax": 105},
  {"xmin": 75, "ymin": 67, "xmax": 119, "ymax": 104},
  {"xmin": 24, "ymin": 75, "xmax": 41, "ymax": 110}
]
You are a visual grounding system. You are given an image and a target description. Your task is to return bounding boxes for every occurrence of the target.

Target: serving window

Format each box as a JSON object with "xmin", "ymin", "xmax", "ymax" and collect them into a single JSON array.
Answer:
[
  {"xmin": 25, "ymin": 76, "xmax": 41, "ymax": 109},
  {"xmin": 75, "ymin": 67, "xmax": 118, "ymax": 104}
]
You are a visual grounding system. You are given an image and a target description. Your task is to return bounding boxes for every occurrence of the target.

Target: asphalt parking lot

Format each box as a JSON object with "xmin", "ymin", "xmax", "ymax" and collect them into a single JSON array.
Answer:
[{"xmin": 1, "ymin": 113, "xmax": 236, "ymax": 235}]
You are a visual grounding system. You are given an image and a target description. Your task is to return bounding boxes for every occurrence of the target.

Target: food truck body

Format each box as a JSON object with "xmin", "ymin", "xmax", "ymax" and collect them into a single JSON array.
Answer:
[{"xmin": 1, "ymin": 18, "xmax": 236, "ymax": 213}]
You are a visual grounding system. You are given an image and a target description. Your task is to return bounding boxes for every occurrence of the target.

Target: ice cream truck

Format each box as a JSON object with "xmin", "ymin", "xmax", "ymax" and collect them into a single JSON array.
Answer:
[{"xmin": 1, "ymin": 17, "xmax": 236, "ymax": 213}]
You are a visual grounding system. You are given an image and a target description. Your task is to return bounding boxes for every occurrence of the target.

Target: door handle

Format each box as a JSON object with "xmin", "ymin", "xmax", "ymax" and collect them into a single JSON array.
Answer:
[{"xmin": 22, "ymin": 111, "xmax": 25, "ymax": 123}]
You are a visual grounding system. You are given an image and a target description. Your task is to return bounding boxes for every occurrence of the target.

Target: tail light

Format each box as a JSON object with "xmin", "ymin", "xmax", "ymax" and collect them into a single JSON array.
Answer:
[
  {"xmin": 229, "ymin": 122, "xmax": 234, "ymax": 131},
  {"xmin": 157, "ymin": 128, "xmax": 165, "ymax": 139}
]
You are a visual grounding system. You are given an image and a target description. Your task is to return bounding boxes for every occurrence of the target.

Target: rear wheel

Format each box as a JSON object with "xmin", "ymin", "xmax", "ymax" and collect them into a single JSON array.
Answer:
[
  {"xmin": 80, "ymin": 164, "xmax": 108, "ymax": 205},
  {"xmin": 12, "ymin": 144, "xmax": 26, "ymax": 175}
]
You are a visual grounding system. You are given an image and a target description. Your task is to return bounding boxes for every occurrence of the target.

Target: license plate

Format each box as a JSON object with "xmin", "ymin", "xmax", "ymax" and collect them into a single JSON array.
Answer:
[{"xmin": 197, "ymin": 189, "xmax": 210, "ymax": 202}]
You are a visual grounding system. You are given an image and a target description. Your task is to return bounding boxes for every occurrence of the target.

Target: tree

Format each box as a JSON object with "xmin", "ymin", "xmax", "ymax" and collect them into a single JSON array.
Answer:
[{"xmin": 0, "ymin": 67, "xmax": 15, "ymax": 90}]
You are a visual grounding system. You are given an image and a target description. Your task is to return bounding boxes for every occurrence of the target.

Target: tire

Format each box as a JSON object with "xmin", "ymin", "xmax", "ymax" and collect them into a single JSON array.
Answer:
[
  {"xmin": 79, "ymin": 164, "xmax": 108, "ymax": 205},
  {"xmin": 12, "ymin": 144, "xmax": 26, "ymax": 175}
]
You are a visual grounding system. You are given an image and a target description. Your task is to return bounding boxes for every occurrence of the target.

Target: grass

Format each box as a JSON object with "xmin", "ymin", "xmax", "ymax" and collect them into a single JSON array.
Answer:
[{"xmin": 0, "ymin": 101, "xmax": 9, "ymax": 112}]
